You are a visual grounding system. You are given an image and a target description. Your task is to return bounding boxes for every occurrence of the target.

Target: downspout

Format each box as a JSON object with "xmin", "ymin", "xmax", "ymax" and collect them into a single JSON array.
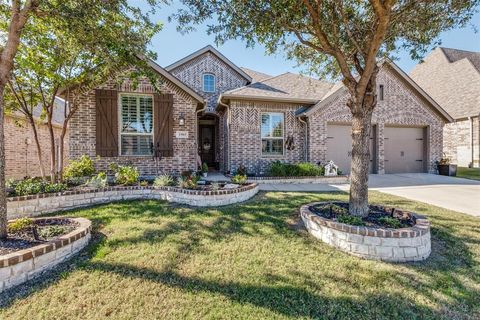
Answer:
[
  {"xmin": 298, "ymin": 116, "xmax": 309, "ymax": 162},
  {"xmin": 469, "ymin": 116, "xmax": 473, "ymax": 168},
  {"xmin": 218, "ymin": 96, "xmax": 230, "ymax": 173}
]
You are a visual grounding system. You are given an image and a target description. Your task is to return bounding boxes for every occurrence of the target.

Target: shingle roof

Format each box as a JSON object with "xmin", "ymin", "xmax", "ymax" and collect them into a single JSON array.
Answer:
[
  {"xmin": 441, "ymin": 47, "xmax": 480, "ymax": 73},
  {"xmin": 222, "ymin": 72, "xmax": 333, "ymax": 103},
  {"xmin": 240, "ymin": 67, "xmax": 272, "ymax": 83}
]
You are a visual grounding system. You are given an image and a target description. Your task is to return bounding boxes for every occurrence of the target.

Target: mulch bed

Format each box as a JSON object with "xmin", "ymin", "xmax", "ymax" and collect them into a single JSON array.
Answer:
[
  {"xmin": 0, "ymin": 219, "xmax": 78, "ymax": 255},
  {"xmin": 309, "ymin": 201, "xmax": 415, "ymax": 229}
]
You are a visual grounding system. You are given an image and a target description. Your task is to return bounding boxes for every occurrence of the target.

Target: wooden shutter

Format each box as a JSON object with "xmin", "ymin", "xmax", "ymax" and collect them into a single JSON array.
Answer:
[
  {"xmin": 154, "ymin": 93, "xmax": 174, "ymax": 157},
  {"xmin": 95, "ymin": 89, "xmax": 118, "ymax": 157}
]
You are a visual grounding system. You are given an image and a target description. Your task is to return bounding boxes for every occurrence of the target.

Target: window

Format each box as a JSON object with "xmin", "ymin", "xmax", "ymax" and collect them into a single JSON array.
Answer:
[
  {"xmin": 261, "ymin": 113, "xmax": 284, "ymax": 156},
  {"xmin": 203, "ymin": 73, "xmax": 215, "ymax": 92},
  {"xmin": 379, "ymin": 84, "xmax": 384, "ymax": 101},
  {"xmin": 120, "ymin": 94, "xmax": 153, "ymax": 156}
]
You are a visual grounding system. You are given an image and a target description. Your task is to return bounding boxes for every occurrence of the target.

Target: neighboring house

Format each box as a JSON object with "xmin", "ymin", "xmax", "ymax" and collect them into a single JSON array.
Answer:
[
  {"xmin": 410, "ymin": 47, "xmax": 480, "ymax": 168},
  {"xmin": 5, "ymin": 98, "xmax": 69, "ymax": 179},
  {"xmin": 69, "ymin": 45, "xmax": 452, "ymax": 176}
]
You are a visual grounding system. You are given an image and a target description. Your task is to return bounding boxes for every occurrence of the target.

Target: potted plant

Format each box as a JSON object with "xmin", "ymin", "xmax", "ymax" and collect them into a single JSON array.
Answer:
[
  {"xmin": 201, "ymin": 162, "xmax": 209, "ymax": 178},
  {"xmin": 437, "ymin": 156, "xmax": 457, "ymax": 176}
]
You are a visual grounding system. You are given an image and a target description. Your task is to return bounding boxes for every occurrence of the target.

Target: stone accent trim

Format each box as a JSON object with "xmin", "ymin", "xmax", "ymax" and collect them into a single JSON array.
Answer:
[
  {"xmin": 0, "ymin": 217, "xmax": 91, "ymax": 292},
  {"xmin": 7, "ymin": 184, "xmax": 259, "ymax": 219},
  {"xmin": 300, "ymin": 202, "xmax": 431, "ymax": 262}
]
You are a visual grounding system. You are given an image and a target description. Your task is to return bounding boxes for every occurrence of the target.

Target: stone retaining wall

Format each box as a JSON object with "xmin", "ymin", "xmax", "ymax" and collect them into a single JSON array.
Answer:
[
  {"xmin": 245, "ymin": 175, "xmax": 349, "ymax": 184},
  {"xmin": 300, "ymin": 202, "xmax": 431, "ymax": 262},
  {"xmin": 7, "ymin": 184, "xmax": 259, "ymax": 219},
  {"xmin": 0, "ymin": 217, "xmax": 91, "ymax": 293}
]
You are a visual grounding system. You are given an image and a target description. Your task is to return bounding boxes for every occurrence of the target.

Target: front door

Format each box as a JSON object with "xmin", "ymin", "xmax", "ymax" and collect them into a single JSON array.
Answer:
[{"xmin": 199, "ymin": 125, "xmax": 215, "ymax": 166}]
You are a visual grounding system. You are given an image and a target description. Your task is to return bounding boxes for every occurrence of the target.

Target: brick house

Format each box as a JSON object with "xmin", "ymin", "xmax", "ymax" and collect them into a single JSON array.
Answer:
[
  {"xmin": 69, "ymin": 45, "xmax": 452, "ymax": 176},
  {"xmin": 410, "ymin": 48, "xmax": 480, "ymax": 168}
]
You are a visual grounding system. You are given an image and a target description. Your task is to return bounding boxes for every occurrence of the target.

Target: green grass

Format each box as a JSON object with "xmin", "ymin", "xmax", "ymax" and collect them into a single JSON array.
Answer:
[
  {"xmin": 457, "ymin": 167, "xmax": 480, "ymax": 181},
  {"xmin": 1, "ymin": 191, "xmax": 479, "ymax": 319}
]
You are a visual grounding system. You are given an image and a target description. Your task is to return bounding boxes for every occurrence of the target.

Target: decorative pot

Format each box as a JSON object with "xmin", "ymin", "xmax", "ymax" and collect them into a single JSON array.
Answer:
[
  {"xmin": 438, "ymin": 164, "xmax": 457, "ymax": 176},
  {"xmin": 202, "ymin": 172, "xmax": 208, "ymax": 178}
]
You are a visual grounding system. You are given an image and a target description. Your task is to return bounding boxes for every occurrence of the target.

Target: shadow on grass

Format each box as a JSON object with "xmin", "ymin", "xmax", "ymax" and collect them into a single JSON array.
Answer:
[{"xmin": 1, "ymin": 191, "xmax": 479, "ymax": 318}]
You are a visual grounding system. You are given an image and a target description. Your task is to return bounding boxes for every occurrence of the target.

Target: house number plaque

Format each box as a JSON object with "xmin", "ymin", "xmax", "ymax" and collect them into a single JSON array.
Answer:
[{"xmin": 175, "ymin": 131, "xmax": 189, "ymax": 139}]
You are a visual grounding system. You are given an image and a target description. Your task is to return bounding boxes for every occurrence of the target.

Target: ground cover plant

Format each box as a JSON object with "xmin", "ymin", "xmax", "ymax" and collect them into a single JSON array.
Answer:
[
  {"xmin": 267, "ymin": 161, "xmax": 325, "ymax": 177},
  {"xmin": 457, "ymin": 167, "xmax": 480, "ymax": 181},
  {"xmin": 1, "ymin": 191, "xmax": 479, "ymax": 319}
]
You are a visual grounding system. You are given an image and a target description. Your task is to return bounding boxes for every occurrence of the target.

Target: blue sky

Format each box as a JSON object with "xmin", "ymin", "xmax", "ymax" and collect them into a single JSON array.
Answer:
[{"xmin": 145, "ymin": 2, "xmax": 480, "ymax": 77}]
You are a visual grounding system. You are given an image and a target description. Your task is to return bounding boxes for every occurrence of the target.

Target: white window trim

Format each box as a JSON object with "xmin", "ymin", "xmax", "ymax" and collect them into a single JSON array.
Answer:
[
  {"xmin": 260, "ymin": 112, "xmax": 285, "ymax": 157},
  {"xmin": 118, "ymin": 93, "xmax": 155, "ymax": 157},
  {"xmin": 202, "ymin": 73, "xmax": 216, "ymax": 93}
]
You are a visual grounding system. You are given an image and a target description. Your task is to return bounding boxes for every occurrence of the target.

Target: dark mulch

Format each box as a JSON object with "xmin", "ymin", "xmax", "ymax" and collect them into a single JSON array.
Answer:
[
  {"xmin": 0, "ymin": 218, "xmax": 78, "ymax": 255},
  {"xmin": 310, "ymin": 201, "xmax": 415, "ymax": 229}
]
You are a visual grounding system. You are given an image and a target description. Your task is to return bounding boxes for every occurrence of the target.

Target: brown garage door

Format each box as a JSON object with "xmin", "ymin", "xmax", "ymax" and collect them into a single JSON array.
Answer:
[
  {"xmin": 384, "ymin": 126, "xmax": 425, "ymax": 173},
  {"xmin": 326, "ymin": 124, "xmax": 375, "ymax": 174}
]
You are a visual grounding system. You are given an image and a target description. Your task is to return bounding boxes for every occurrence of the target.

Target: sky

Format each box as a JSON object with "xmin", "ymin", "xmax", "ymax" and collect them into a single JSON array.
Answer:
[{"xmin": 143, "ymin": 2, "xmax": 480, "ymax": 78}]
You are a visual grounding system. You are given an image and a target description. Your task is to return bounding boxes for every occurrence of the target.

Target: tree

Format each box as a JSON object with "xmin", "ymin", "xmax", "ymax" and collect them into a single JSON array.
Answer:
[
  {"xmin": 174, "ymin": 0, "xmax": 479, "ymax": 216},
  {"xmin": 5, "ymin": 1, "xmax": 161, "ymax": 182}
]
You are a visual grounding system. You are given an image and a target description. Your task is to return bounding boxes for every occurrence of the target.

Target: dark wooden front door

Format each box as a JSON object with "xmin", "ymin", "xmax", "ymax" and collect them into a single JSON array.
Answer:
[{"xmin": 199, "ymin": 125, "xmax": 215, "ymax": 166}]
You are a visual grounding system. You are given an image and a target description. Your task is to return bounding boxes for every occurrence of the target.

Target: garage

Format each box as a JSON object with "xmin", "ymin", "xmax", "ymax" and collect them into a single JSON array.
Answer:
[
  {"xmin": 326, "ymin": 124, "xmax": 375, "ymax": 174},
  {"xmin": 384, "ymin": 126, "xmax": 426, "ymax": 173}
]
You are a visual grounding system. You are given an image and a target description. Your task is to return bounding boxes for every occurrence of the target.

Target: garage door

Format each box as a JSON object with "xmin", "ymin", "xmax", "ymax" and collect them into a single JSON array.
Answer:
[
  {"xmin": 326, "ymin": 124, "xmax": 375, "ymax": 174},
  {"xmin": 384, "ymin": 127, "xmax": 425, "ymax": 173}
]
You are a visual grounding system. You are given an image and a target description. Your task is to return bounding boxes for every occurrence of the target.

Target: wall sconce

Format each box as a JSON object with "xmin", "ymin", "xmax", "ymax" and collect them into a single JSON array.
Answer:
[{"xmin": 179, "ymin": 114, "xmax": 185, "ymax": 126}]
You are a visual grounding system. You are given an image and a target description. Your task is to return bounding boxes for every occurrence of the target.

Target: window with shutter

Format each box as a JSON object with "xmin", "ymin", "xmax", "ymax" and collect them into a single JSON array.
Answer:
[{"xmin": 119, "ymin": 94, "xmax": 154, "ymax": 156}]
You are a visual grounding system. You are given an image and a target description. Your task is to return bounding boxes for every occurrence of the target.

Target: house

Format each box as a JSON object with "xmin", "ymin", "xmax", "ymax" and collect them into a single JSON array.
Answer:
[
  {"xmin": 410, "ymin": 47, "xmax": 480, "ymax": 168},
  {"xmin": 68, "ymin": 45, "xmax": 452, "ymax": 176},
  {"xmin": 5, "ymin": 98, "xmax": 69, "ymax": 179}
]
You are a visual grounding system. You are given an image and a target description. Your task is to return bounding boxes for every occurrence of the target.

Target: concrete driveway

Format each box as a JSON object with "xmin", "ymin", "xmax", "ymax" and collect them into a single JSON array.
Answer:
[{"xmin": 258, "ymin": 173, "xmax": 480, "ymax": 217}]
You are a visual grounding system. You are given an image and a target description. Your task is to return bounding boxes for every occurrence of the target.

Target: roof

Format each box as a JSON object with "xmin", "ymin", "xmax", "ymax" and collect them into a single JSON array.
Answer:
[
  {"xmin": 165, "ymin": 45, "xmax": 252, "ymax": 82},
  {"xmin": 441, "ymin": 47, "xmax": 480, "ymax": 73},
  {"xmin": 240, "ymin": 67, "xmax": 272, "ymax": 83},
  {"xmin": 10, "ymin": 97, "xmax": 67, "ymax": 126},
  {"xmin": 142, "ymin": 56, "xmax": 206, "ymax": 105},
  {"xmin": 221, "ymin": 72, "xmax": 333, "ymax": 104},
  {"xmin": 297, "ymin": 60, "xmax": 453, "ymax": 122}
]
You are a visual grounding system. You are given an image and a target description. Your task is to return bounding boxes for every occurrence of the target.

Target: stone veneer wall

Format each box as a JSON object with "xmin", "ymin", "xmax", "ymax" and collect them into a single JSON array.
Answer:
[
  {"xmin": 69, "ymin": 73, "xmax": 199, "ymax": 176},
  {"xmin": 301, "ymin": 203, "xmax": 431, "ymax": 262},
  {"xmin": 0, "ymin": 217, "xmax": 91, "ymax": 293},
  {"xmin": 7, "ymin": 185, "xmax": 259, "ymax": 219},
  {"xmin": 308, "ymin": 66, "xmax": 445, "ymax": 173},
  {"xmin": 228, "ymin": 100, "xmax": 308, "ymax": 174},
  {"xmin": 443, "ymin": 117, "xmax": 479, "ymax": 167}
]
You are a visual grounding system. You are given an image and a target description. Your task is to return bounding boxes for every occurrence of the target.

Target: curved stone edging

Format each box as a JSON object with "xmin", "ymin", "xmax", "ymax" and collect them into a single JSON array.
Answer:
[
  {"xmin": 7, "ymin": 184, "xmax": 259, "ymax": 219},
  {"xmin": 0, "ymin": 217, "xmax": 92, "ymax": 292},
  {"xmin": 246, "ymin": 175, "xmax": 349, "ymax": 184},
  {"xmin": 300, "ymin": 202, "xmax": 431, "ymax": 262}
]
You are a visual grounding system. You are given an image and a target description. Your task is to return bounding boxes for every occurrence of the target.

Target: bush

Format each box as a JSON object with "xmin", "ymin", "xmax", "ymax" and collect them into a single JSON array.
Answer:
[
  {"xmin": 86, "ymin": 172, "xmax": 108, "ymax": 189},
  {"xmin": 236, "ymin": 164, "xmax": 247, "ymax": 176},
  {"xmin": 378, "ymin": 216, "xmax": 402, "ymax": 228},
  {"xmin": 139, "ymin": 180, "xmax": 149, "ymax": 187},
  {"xmin": 231, "ymin": 174, "xmax": 247, "ymax": 184},
  {"xmin": 63, "ymin": 155, "xmax": 95, "ymax": 179},
  {"xmin": 201, "ymin": 163, "xmax": 209, "ymax": 173},
  {"xmin": 7, "ymin": 218, "xmax": 34, "ymax": 233},
  {"xmin": 12, "ymin": 178, "xmax": 67, "ymax": 196},
  {"xmin": 267, "ymin": 161, "xmax": 324, "ymax": 177},
  {"xmin": 337, "ymin": 215, "xmax": 366, "ymax": 226},
  {"xmin": 109, "ymin": 163, "xmax": 139, "ymax": 185},
  {"xmin": 153, "ymin": 174, "xmax": 175, "ymax": 187},
  {"xmin": 177, "ymin": 176, "xmax": 198, "ymax": 189}
]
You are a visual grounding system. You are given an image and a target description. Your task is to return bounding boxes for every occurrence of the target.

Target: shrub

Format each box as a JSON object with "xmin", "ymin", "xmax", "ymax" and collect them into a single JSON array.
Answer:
[
  {"xmin": 13, "ymin": 178, "xmax": 67, "ymax": 196},
  {"xmin": 177, "ymin": 176, "xmax": 198, "ymax": 189},
  {"xmin": 210, "ymin": 182, "xmax": 221, "ymax": 191},
  {"xmin": 153, "ymin": 174, "xmax": 175, "ymax": 187},
  {"xmin": 140, "ymin": 180, "xmax": 149, "ymax": 187},
  {"xmin": 201, "ymin": 163, "xmax": 209, "ymax": 173},
  {"xmin": 231, "ymin": 174, "xmax": 247, "ymax": 185},
  {"xmin": 7, "ymin": 218, "xmax": 34, "ymax": 234},
  {"xmin": 63, "ymin": 155, "xmax": 95, "ymax": 179},
  {"xmin": 236, "ymin": 164, "xmax": 247, "ymax": 176},
  {"xmin": 378, "ymin": 216, "xmax": 402, "ymax": 228},
  {"xmin": 267, "ymin": 161, "xmax": 324, "ymax": 177},
  {"xmin": 110, "ymin": 164, "xmax": 139, "ymax": 185},
  {"xmin": 86, "ymin": 172, "xmax": 108, "ymax": 189},
  {"xmin": 337, "ymin": 215, "xmax": 366, "ymax": 226}
]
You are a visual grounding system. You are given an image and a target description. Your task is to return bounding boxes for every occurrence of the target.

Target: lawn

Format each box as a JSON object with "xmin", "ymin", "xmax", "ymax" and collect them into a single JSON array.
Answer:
[
  {"xmin": 1, "ymin": 191, "xmax": 479, "ymax": 319},
  {"xmin": 457, "ymin": 167, "xmax": 480, "ymax": 181}
]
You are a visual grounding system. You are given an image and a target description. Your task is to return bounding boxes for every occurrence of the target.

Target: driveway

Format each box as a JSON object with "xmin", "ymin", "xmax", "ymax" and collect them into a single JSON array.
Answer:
[{"xmin": 258, "ymin": 173, "xmax": 480, "ymax": 217}]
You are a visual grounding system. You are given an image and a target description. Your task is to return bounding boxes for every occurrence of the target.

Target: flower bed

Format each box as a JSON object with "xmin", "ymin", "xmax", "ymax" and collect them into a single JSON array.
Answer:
[
  {"xmin": 7, "ymin": 184, "xmax": 259, "ymax": 220},
  {"xmin": 300, "ymin": 202, "xmax": 431, "ymax": 262},
  {"xmin": 0, "ymin": 217, "xmax": 91, "ymax": 293}
]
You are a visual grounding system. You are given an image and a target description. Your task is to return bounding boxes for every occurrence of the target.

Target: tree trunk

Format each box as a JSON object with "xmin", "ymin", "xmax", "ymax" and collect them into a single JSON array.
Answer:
[
  {"xmin": 58, "ymin": 125, "xmax": 67, "ymax": 181},
  {"xmin": 27, "ymin": 115, "xmax": 46, "ymax": 179},
  {"xmin": 349, "ymin": 109, "xmax": 373, "ymax": 217},
  {"xmin": 46, "ymin": 115, "xmax": 56, "ymax": 183},
  {"xmin": 0, "ymin": 85, "xmax": 7, "ymax": 239}
]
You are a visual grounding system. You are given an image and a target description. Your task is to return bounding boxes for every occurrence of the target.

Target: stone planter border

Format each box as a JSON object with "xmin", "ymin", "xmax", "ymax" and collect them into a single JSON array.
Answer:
[
  {"xmin": 7, "ymin": 184, "xmax": 259, "ymax": 219},
  {"xmin": 300, "ymin": 202, "xmax": 431, "ymax": 262},
  {"xmin": 244, "ymin": 175, "xmax": 349, "ymax": 184},
  {"xmin": 0, "ymin": 217, "xmax": 91, "ymax": 292}
]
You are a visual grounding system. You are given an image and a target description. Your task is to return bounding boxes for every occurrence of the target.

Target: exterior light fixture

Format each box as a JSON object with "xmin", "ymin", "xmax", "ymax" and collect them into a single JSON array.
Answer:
[{"xmin": 179, "ymin": 114, "xmax": 185, "ymax": 126}]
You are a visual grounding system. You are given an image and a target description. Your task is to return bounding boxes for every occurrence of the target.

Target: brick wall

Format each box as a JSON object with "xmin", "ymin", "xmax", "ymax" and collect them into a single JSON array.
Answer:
[
  {"xmin": 5, "ymin": 115, "xmax": 69, "ymax": 179},
  {"xmin": 69, "ymin": 73, "xmax": 199, "ymax": 176},
  {"xmin": 308, "ymin": 66, "xmax": 444, "ymax": 173},
  {"xmin": 228, "ymin": 100, "xmax": 308, "ymax": 174}
]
